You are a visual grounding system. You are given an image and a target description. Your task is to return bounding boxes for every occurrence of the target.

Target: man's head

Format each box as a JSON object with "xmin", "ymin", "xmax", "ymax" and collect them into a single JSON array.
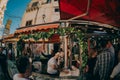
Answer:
[{"xmin": 100, "ymin": 39, "xmax": 107, "ymax": 48}]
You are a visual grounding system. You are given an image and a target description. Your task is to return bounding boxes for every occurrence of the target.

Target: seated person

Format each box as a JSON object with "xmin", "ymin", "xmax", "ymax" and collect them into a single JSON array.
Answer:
[
  {"xmin": 47, "ymin": 53, "xmax": 60, "ymax": 76},
  {"xmin": 13, "ymin": 56, "xmax": 32, "ymax": 80}
]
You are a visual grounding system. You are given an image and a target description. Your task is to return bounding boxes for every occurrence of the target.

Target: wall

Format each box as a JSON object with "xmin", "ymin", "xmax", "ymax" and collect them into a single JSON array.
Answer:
[{"xmin": 20, "ymin": 0, "xmax": 60, "ymax": 27}]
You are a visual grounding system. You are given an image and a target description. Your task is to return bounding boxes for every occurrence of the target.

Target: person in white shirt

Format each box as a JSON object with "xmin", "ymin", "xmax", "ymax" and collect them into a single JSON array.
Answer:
[
  {"xmin": 47, "ymin": 53, "xmax": 60, "ymax": 76},
  {"xmin": 110, "ymin": 50, "xmax": 120, "ymax": 80},
  {"xmin": 13, "ymin": 56, "xmax": 32, "ymax": 80}
]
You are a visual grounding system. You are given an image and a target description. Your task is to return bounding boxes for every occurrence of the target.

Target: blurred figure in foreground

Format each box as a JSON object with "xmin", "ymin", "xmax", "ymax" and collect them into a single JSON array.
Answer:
[
  {"xmin": 13, "ymin": 56, "xmax": 32, "ymax": 80},
  {"xmin": 93, "ymin": 39, "xmax": 113, "ymax": 80},
  {"xmin": 110, "ymin": 50, "xmax": 120, "ymax": 80}
]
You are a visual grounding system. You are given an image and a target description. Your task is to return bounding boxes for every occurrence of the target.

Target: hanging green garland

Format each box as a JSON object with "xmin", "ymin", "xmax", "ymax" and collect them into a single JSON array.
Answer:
[{"xmin": 20, "ymin": 27, "xmax": 88, "ymax": 69}]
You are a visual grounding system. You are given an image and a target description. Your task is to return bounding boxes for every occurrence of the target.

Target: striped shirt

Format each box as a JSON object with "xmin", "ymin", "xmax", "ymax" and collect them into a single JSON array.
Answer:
[{"xmin": 94, "ymin": 49, "xmax": 113, "ymax": 80}]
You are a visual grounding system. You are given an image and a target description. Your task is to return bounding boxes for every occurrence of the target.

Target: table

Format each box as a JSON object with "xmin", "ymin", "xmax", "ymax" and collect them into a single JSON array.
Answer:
[
  {"xmin": 60, "ymin": 67, "xmax": 79, "ymax": 77},
  {"xmin": 31, "ymin": 70, "xmax": 79, "ymax": 80}
]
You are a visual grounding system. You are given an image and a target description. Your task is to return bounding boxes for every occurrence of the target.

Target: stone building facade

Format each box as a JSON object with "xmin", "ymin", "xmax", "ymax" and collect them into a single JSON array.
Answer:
[{"xmin": 20, "ymin": 0, "xmax": 60, "ymax": 27}]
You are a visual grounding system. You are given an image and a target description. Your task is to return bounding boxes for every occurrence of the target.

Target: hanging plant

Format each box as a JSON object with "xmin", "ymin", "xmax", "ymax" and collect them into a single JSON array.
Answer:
[
  {"xmin": 56, "ymin": 28, "xmax": 66, "ymax": 36},
  {"xmin": 75, "ymin": 30, "xmax": 88, "ymax": 69},
  {"xmin": 21, "ymin": 35, "xmax": 29, "ymax": 39},
  {"xmin": 20, "ymin": 27, "xmax": 88, "ymax": 73},
  {"xmin": 32, "ymin": 33, "xmax": 40, "ymax": 41},
  {"xmin": 47, "ymin": 29, "xmax": 55, "ymax": 38}
]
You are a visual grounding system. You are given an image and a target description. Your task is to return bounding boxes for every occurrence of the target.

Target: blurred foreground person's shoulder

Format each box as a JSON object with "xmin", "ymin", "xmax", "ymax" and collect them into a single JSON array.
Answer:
[{"xmin": 13, "ymin": 56, "xmax": 32, "ymax": 80}]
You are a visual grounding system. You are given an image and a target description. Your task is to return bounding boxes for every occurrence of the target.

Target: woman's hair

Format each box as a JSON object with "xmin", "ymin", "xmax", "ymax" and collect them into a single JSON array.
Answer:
[
  {"xmin": 100, "ymin": 39, "xmax": 108, "ymax": 48},
  {"xmin": 16, "ymin": 56, "xmax": 30, "ymax": 73}
]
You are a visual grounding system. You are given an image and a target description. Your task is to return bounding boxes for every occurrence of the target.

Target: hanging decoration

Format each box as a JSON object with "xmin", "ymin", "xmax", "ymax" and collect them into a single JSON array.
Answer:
[{"xmin": 20, "ymin": 27, "xmax": 88, "ymax": 70}]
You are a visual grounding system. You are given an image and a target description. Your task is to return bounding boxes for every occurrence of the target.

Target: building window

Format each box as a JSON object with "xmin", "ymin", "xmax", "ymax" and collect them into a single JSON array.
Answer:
[
  {"xmin": 32, "ymin": 2, "xmax": 38, "ymax": 7},
  {"xmin": 26, "ymin": 20, "xmax": 32, "ymax": 26},
  {"xmin": 54, "ymin": 8, "xmax": 59, "ymax": 12}
]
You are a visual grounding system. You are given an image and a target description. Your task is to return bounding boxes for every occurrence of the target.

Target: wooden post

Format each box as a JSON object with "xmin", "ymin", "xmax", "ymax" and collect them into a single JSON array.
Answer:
[
  {"xmin": 64, "ymin": 35, "xmax": 68, "ymax": 69},
  {"xmin": 42, "ymin": 39, "xmax": 45, "ymax": 51}
]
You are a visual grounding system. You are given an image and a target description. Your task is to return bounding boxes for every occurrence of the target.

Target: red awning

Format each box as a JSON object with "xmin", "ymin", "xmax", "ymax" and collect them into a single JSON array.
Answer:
[
  {"xmin": 15, "ymin": 24, "xmax": 59, "ymax": 35},
  {"xmin": 59, "ymin": 0, "xmax": 120, "ymax": 27},
  {"xmin": 3, "ymin": 34, "xmax": 14, "ymax": 39}
]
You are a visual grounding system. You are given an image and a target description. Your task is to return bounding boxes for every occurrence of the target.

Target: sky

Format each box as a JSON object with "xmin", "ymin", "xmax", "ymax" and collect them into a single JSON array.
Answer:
[{"xmin": 3, "ymin": 0, "xmax": 30, "ymax": 34}]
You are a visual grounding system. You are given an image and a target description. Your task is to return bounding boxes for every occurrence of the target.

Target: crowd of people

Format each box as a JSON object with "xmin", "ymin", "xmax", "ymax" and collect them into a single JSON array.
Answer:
[
  {"xmin": 0, "ymin": 45, "xmax": 15, "ymax": 80},
  {"xmin": 11, "ymin": 38, "xmax": 120, "ymax": 80},
  {"xmin": 83, "ymin": 38, "xmax": 120, "ymax": 80},
  {"xmin": 0, "ymin": 38, "xmax": 120, "ymax": 80},
  {"xmin": 13, "ymin": 48, "xmax": 65, "ymax": 80}
]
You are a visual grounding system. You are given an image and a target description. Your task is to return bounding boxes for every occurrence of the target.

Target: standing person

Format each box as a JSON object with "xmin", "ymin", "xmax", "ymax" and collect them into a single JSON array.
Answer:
[
  {"xmin": 93, "ymin": 39, "xmax": 113, "ymax": 80},
  {"xmin": 8, "ymin": 47, "xmax": 12, "ymax": 60},
  {"xmin": 27, "ymin": 47, "xmax": 32, "ymax": 58},
  {"xmin": 108, "ymin": 40, "xmax": 115, "ymax": 68},
  {"xmin": 76, "ymin": 43, "xmax": 80, "ymax": 56},
  {"xmin": 85, "ymin": 48, "xmax": 97, "ymax": 80},
  {"xmin": 114, "ymin": 39, "xmax": 120, "ymax": 66},
  {"xmin": 72, "ymin": 43, "xmax": 80, "ymax": 60},
  {"xmin": 22, "ymin": 48, "xmax": 28, "ymax": 57},
  {"xmin": 8, "ymin": 43, "xmax": 15, "ymax": 60},
  {"xmin": 0, "ymin": 47, "xmax": 7, "ymax": 79},
  {"xmin": 72, "ymin": 45, "xmax": 77, "ymax": 54},
  {"xmin": 2, "ymin": 47, "xmax": 7, "ymax": 56},
  {"xmin": 13, "ymin": 56, "xmax": 32, "ymax": 80}
]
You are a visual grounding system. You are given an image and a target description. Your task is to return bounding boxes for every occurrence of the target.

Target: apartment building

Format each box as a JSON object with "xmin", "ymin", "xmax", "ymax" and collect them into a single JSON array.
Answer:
[{"xmin": 20, "ymin": 0, "xmax": 60, "ymax": 27}]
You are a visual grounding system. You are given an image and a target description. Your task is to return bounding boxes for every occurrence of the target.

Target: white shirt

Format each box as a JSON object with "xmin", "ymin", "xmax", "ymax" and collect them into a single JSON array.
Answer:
[
  {"xmin": 13, "ymin": 74, "xmax": 28, "ymax": 80},
  {"xmin": 47, "ymin": 57, "xmax": 58, "ymax": 74},
  {"xmin": 110, "ymin": 62, "xmax": 120, "ymax": 78}
]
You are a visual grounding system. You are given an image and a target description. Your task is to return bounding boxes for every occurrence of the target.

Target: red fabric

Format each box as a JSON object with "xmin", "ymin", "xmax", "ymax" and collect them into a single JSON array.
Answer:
[{"xmin": 59, "ymin": 0, "xmax": 120, "ymax": 27}]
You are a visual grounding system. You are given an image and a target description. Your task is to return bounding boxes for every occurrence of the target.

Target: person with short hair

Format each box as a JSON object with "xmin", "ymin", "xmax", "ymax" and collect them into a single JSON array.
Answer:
[
  {"xmin": 13, "ymin": 56, "xmax": 32, "ymax": 80},
  {"xmin": 93, "ymin": 39, "xmax": 113, "ymax": 80},
  {"xmin": 108, "ymin": 40, "xmax": 115, "ymax": 68}
]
